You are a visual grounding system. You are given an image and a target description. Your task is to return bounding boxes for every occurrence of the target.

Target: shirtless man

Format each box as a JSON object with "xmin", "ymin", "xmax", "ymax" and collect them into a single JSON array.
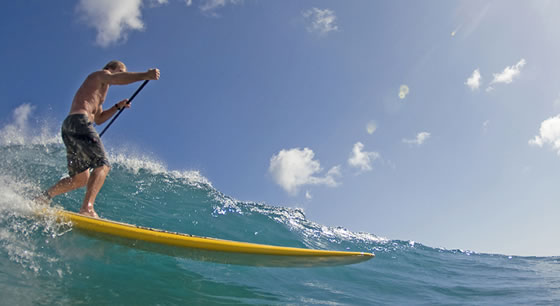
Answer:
[{"xmin": 40, "ymin": 60, "xmax": 160, "ymax": 217}]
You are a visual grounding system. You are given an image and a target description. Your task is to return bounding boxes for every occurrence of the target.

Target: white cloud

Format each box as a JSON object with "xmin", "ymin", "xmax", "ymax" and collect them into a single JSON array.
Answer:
[
  {"xmin": 150, "ymin": 0, "xmax": 168, "ymax": 6},
  {"xmin": 465, "ymin": 68, "xmax": 481, "ymax": 90},
  {"xmin": 200, "ymin": 0, "xmax": 225, "ymax": 11},
  {"xmin": 199, "ymin": 0, "xmax": 241, "ymax": 15},
  {"xmin": 77, "ymin": 0, "xmax": 145, "ymax": 47},
  {"xmin": 529, "ymin": 115, "xmax": 560, "ymax": 154},
  {"xmin": 490, "ymin": 58, "xmax": 526, "ymax": 85},
  {"xmin": 327, "ymin": 165, "xmax": 341, "ymax": 177},
  {"xmin": 403, "ymin": 132, "xmax": 431, "ymax": 145},
  {"xmin": 269, "ymin": 148, "xmax": 340, "ymax": 195},
  {"xmin": 76, "ymin": 0, "xmax": 242, "ymax": 46},
  {"xmin": 303, "ymin": 8, "xmax": 338, "ymax": 36},
  {"xmin": 348, "ymin": 142, "xmax": 380, "ymax": 172},
  {"xmin": 398, "ymin": 85, "xmax": 410, "ymax": 99}
]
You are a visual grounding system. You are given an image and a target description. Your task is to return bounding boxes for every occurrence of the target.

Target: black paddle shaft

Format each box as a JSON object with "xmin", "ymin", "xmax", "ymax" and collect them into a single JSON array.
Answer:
[{"xmin": 99, "ymin": 80, "xmax": 149, "ymax": 137}]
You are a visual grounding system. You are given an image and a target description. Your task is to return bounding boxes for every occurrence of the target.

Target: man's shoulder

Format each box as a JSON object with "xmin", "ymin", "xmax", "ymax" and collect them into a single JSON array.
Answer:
[
  {"xmin": 88, "ymin": 70, "xmax": 110, "ymax": 78},
  {"xmin": 85, "ymin": 70, "xmax": 110, "ymax": 84}
]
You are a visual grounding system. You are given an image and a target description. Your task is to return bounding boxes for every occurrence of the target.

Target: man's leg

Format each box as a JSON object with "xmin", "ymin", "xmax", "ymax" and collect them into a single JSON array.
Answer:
[
  {"xmin": 37, "ymin": 170, "xmax": 90, "ymax": 204},
  {"xmin": 79, "ymin": 165, "xmax": 110, "ymax": 218}
]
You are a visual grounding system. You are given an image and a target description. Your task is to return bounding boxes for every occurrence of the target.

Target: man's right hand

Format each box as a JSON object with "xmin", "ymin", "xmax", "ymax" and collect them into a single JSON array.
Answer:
[{"xmin": 147, "ymin": 68, "xmax": 160, "ymax": 80}]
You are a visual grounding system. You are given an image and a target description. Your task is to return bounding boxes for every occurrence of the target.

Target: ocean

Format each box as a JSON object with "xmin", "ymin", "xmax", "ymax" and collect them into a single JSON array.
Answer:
[{"xmin": 1, "ymin": 117, "xmax": 560, "ymax": 305}]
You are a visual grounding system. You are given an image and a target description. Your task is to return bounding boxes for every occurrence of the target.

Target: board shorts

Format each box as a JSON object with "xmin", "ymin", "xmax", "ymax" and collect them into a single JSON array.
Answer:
[{"xmin": 61, "ymin": 114, "xmax": 110, "ymax": 177}]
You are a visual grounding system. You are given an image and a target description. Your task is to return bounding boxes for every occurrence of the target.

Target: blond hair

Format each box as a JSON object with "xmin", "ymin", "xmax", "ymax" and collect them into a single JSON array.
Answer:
[{"xmin": 103, "ymin": 60, "xmax": 125, "ymax": 71}]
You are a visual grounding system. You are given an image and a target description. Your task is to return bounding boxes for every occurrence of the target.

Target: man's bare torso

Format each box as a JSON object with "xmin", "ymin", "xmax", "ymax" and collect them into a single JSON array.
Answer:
[{"xmin": 69, "ymin": 72, "xmax": 108, "ymax": 123}]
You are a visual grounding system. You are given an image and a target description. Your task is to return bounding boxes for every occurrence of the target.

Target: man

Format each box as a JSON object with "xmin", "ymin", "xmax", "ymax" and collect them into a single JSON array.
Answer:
[{"xmin": 39, "ymin": 60, "xmax": 160, "ymax": 218}]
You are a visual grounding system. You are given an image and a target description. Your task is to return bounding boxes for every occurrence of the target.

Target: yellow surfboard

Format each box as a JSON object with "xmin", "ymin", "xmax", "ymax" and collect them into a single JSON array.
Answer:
[{"xmin": 44, "ymin": 209, "xmax": 374, "ymax": 267}]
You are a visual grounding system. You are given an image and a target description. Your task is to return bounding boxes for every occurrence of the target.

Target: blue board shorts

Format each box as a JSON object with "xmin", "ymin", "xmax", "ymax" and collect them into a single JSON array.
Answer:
[{"xmin": 61, "ymin": 114, "xmax": 110, "ymax": 177}]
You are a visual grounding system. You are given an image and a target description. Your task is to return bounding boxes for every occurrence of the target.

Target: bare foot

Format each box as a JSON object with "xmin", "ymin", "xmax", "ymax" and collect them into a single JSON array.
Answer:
[
  {"xmin": 79, "ymin": 209, "xmax": 100, "ymax": 218},
  {"xmin": 79, "ymin": 203, "xmax": 100, "ymax": 218}
]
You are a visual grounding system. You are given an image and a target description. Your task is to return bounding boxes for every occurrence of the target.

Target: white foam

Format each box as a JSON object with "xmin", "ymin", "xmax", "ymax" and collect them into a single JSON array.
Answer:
[
  {"xmin": 0, "ymin": 174, "xmax": 69, "ymax": 273},
  {"xmin": 0, "ymin": 175, "xmax": 36, "ymax": 215},
  {"xmin": 216, "ymin": 198, "xmax": 386, "ymax": 247},
  {"xmin": 211, "ymin": 191, "xmax": 243, "ymax": 216},
  {"xmin": 109, "ymin": 151, "xmax": 212, "ymax": 188},
  {"xmin": 0, "ymin": 104, "xmax": 61, "ymax": 147}
]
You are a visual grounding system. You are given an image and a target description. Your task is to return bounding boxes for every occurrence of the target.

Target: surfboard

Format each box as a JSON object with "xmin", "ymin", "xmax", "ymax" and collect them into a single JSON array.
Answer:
[{"xmin": 41, "ymin": 209, "xmax": 374, "ymax": 267}]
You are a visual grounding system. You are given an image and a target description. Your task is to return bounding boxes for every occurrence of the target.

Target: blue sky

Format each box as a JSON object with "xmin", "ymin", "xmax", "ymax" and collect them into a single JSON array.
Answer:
[{"xmin": 2, "ymin": 0, "xmax": 560, "ymax": 256}]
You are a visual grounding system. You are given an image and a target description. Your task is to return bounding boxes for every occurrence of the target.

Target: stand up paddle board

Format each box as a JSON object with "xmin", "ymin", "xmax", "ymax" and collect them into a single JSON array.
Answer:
[{"xmin": 40, "ymin": 209, "xmax": 374, "ymax": 267}]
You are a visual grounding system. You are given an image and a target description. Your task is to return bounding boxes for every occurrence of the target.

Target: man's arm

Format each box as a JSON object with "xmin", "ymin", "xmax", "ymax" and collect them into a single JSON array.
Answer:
[
  {"xmin": 94, "ymin": 99, "xmax": 129, "ymax": 125},
  {"xmin": 97, "ymin": 69, "xmax": 160, "ymax": 85}
]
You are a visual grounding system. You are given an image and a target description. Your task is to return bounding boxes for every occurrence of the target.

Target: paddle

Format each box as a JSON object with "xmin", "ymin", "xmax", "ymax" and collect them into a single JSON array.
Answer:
[{"xmin": 99, "ymin": 80, "xmax": 149, "ymax": 137}]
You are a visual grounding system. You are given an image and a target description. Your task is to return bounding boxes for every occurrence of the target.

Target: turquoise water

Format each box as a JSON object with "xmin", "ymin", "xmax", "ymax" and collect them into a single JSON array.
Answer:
[{"xmin": 1, "ymin": 132, "xmax": 560, "ymax": 304}]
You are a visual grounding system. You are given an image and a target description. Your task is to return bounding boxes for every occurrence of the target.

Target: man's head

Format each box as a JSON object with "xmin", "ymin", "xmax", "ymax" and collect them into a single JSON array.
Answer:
[{"xmin": 103, "ymin": 60, "xmax": 127, "ymax": 73}]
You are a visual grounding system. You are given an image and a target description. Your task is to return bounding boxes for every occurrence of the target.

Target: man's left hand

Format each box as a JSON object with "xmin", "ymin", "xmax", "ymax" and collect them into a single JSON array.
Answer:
[{"xmin": 115, "ymin": 99, "xmax": 130, "ymax": 110}]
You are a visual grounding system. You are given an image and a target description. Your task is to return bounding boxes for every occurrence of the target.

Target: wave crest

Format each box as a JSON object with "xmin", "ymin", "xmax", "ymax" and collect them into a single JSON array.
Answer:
[{"xmin": 0, "ymin": 104, "xmax": 61, "ymax": 147}]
